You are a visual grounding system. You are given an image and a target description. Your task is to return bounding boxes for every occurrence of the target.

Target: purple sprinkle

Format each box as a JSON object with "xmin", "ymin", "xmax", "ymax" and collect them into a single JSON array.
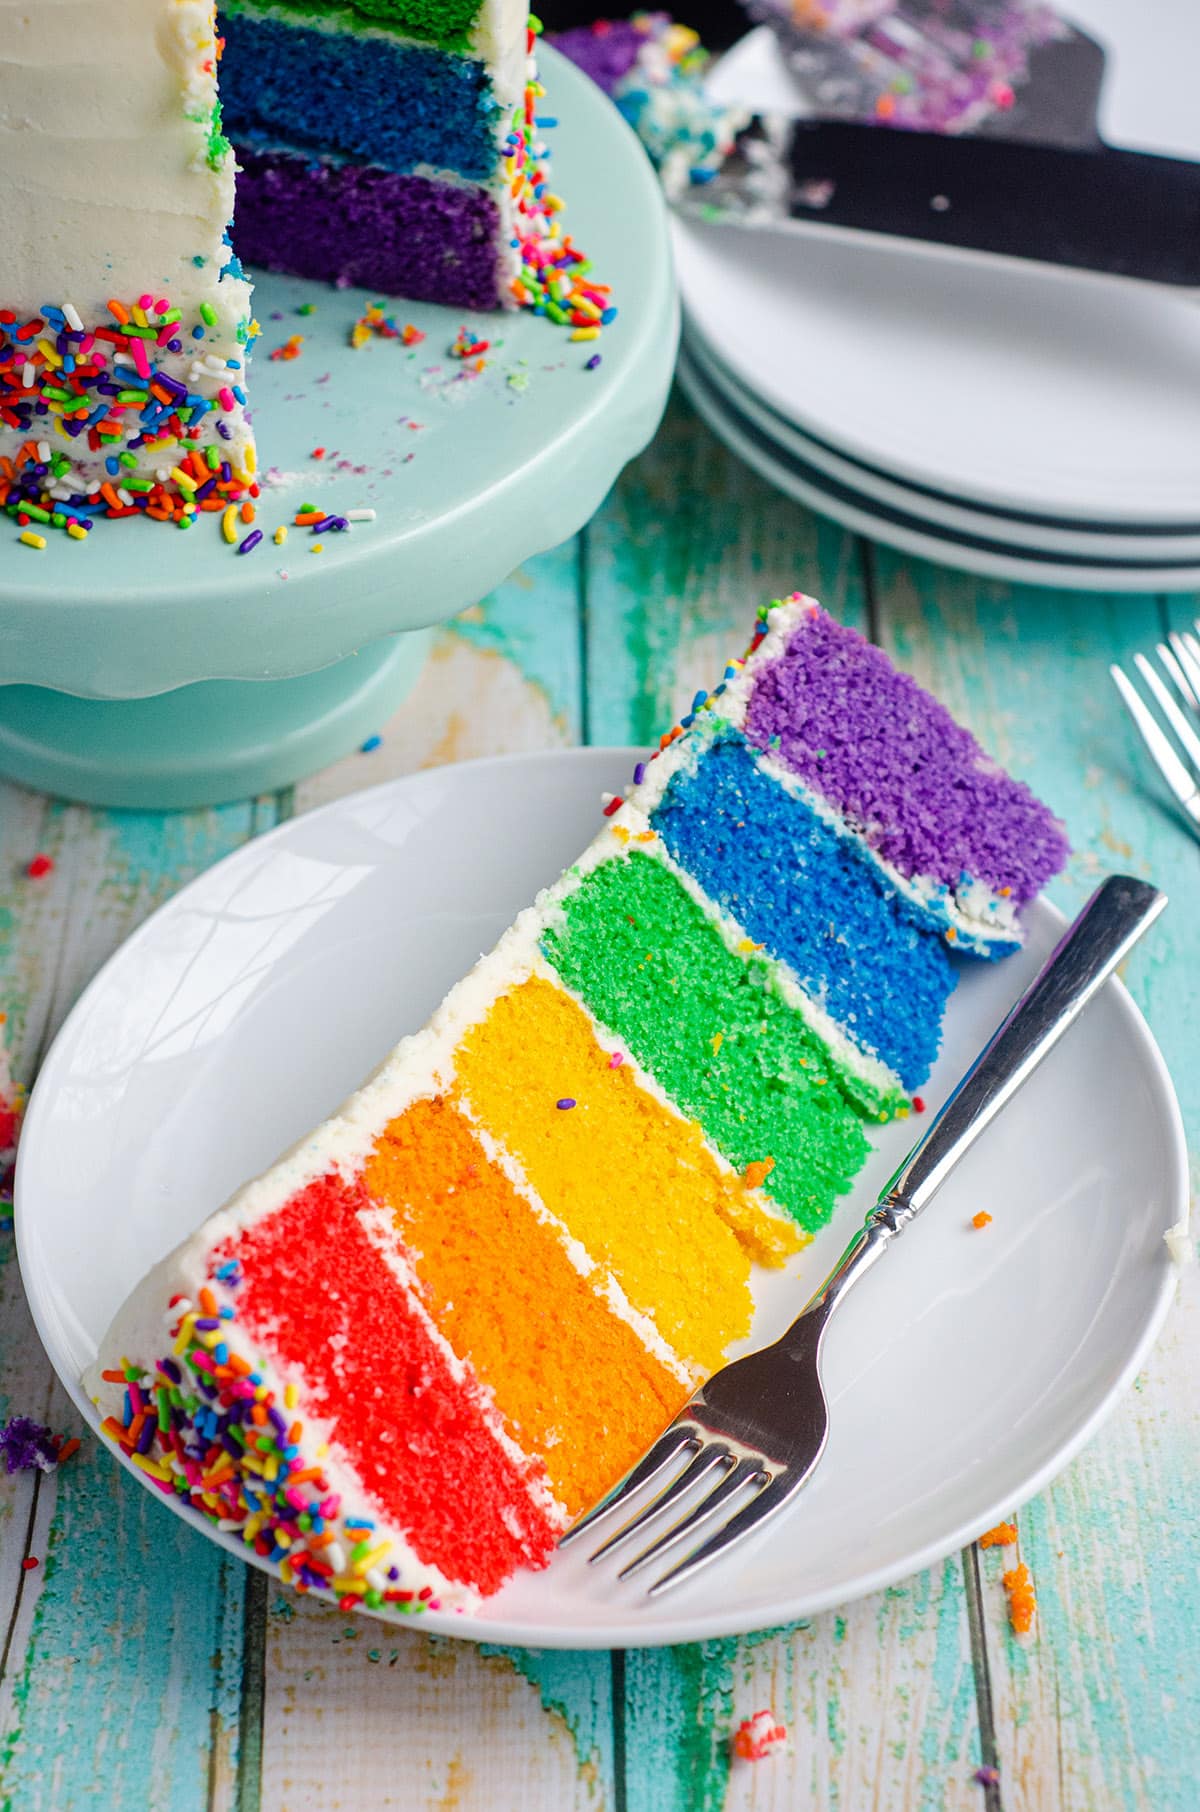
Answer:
[
  {"xmin": 0, "ymin": 1416, "xmax": 59, "ymax": 1475},
  {"xmin": 556, "ymin": 1098, "xmax": 576, "ymax": 1111},
  {"xmin": 633, "ymin": 762, "xmax": 646, "ymax": 785},
  {"xmin": 973, "ymin": 1767, "xmax": 1001, "ymax": 1787},
  {"xmin": 237, "ymin": 529, "xmax": 263, "ymax": 556},
  {"xmin": 586, "ymin": 354, "xmax": 602, "ymax": 370}
]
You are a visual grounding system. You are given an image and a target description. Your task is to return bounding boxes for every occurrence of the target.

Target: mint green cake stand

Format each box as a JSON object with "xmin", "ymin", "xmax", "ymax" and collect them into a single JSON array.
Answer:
[{"xmin": 0, "ymin": 47, "xmax": 678, "ymax": 808}]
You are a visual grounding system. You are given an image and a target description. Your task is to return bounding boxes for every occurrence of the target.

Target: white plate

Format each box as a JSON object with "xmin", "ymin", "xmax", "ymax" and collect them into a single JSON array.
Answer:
[
  {"xmin": 675, "ymin": 17, "xmax": 1200, "ymax": 529},
  {"xmin": 686, "ymin": 325, "xmax": 1200, "ymax": 563},
  {"xmin": 677, "ymin": 346, "xmax": 1200, "ymax": 593},
  {"xmin": 17, "ymin": 750, "xmax": 1185, "ymax": 1648}
]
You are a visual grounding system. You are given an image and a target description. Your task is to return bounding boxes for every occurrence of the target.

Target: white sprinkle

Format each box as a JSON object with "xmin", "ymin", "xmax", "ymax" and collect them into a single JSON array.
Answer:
[
  {"xmin": 21, "ymin": 362, "xmax": 34, "ymax": 389},
  {"xmin": 155, "ymin": 467, "xmax": 172, "ymax": 483},
  {"xmin": 86, "ymin": 479, "xmax": 102, "ymax": 494},
  {"xmin": 346, "ymin": 508, "xmax": 376, "ymax": 523},
  {"xmin": 117, "ymin": 487, "xmax": 134, "ymax": 507},
  {"xmin": 113, "ymin": 352, "xmax": 133, "ymax": 368},
  {"xmin": 63, "ymin": 302, "xmax": 83, "ymax": 332},
  {"xmin": 326, "ymin": 1541, "xmax": 347, "ymax": 1574},
  {"xmin": 36, "ymin": 440, "xmax": 50, "ymax": 463}
]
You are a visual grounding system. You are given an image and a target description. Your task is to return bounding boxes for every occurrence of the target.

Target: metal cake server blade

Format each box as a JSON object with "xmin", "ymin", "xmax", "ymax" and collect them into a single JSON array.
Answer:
[
  {"xmin": 678, "ymin": 26, "xmax": 1200, "ymax": 286},
  {"xmin": 560, "ymin": 873, "xmax": 1167, "ymax": 1597}
]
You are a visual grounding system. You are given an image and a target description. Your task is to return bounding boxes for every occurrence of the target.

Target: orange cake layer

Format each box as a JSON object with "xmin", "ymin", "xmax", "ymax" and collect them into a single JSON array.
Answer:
[
  {"xmin": 451, "ymin": 973, "xmax": 767, "ymax": 1374},
  {"xmin": 363, "ymin": 1095, "xmax": 689, "ymax": 1518}
]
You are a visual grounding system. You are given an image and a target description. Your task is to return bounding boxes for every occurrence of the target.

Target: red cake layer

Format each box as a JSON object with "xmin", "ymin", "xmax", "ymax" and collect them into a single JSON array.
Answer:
[{"xmin": 218, "ymin": 1172, "xmax": 560, "ymax": 1595}]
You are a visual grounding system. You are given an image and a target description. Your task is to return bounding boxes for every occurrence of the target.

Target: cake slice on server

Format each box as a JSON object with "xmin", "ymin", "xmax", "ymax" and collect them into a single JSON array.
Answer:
[
  {"xmin": 0, "ymin": 0, "xmax": 258, "ymax": 533},
  {"xmin": 86, "ymin": 597, "xmax": 1068, "ymax": 1616}
]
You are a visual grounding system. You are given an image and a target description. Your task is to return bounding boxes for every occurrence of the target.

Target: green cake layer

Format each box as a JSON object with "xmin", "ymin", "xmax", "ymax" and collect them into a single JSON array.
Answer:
[
  {"xmin": 222, "ymin": 0, "xmax": 484, "ymax": 49},
  {"xmin": 542, "ymin": 850, "xmax": 878, "ymax": 1232}
]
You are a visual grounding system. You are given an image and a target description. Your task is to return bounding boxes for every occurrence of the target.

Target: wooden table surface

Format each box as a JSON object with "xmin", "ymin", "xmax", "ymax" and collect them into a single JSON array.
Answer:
[{"xmin": 0, "ymin": 393, "xmax": 1196, "ymax": 1812}]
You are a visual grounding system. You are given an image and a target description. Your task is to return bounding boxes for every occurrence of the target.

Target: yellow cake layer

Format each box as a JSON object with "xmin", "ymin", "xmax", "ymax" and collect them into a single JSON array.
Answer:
[
  {"xmin": 452, "ymin": 973, "xmax": 779, "ymax": 1374},
  {"xmin": 363, "ymin": 1095, "xmax": 689, "ymax": 1518}
]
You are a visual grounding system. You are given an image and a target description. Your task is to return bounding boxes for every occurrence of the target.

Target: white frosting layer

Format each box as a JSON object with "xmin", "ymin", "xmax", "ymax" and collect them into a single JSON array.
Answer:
[
  {"xmin": 0, "ymin": 0, "xmax": 255, "ymax": 488},
  {"xmin": 0, "ymin": 0, "xmax": 245, "ymax": 314}
]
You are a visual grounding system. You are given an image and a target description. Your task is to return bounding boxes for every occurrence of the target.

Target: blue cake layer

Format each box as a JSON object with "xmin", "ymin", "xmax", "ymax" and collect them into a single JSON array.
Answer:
[
  {"xmin": 650, "ymin": 734, "xmax": 956, "ymax": 1090},
  {"xmin": 218, "ymin": 11, "xmax": 503, "ymax": 182}
]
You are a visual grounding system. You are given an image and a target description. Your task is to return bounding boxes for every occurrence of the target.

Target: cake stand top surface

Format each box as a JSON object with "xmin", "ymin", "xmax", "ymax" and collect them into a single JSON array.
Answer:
[{"xmin": 0, "ymin": 47, "xmax": 678, "ymax": 699}]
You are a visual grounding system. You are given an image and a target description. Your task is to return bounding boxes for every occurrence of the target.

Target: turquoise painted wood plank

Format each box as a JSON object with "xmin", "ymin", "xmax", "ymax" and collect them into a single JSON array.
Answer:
[
  {"xmin": 451, "ymin": 538, "xmax": 585, "ymax": 744},
  {"xmin": 0, "ymin": 790, "xmax": 285, "ymax": 1812},
  {"xmin": 869, "ymin": 551, "xmax": 1200, "ymax": 1811},
  {"xmin": 584, "ymin": 390, "xmax": 867, "ymax": 747},
  {"xmin": 282, "ymin": 530, "xmax": 617, "ymax": 1807},
  {"xmin": 582, "ymin": 413, "xmax": 984, "ymax": 1812},
  {"xmin": 294, "ymin": 541, "xmax": 585, "ymax": 811}
]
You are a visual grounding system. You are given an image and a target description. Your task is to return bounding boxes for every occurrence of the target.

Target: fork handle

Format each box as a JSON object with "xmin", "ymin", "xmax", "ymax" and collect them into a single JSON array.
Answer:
[{"xmin": 794, "ymin": 874, "xmax": 1166, "ymax": 1329}]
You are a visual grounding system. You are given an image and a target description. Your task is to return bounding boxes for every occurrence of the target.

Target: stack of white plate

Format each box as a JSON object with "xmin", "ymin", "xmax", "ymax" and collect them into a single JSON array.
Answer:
[{"xmin": 673, "ymin": 17, "xmax": 1200, "ymax": 591}]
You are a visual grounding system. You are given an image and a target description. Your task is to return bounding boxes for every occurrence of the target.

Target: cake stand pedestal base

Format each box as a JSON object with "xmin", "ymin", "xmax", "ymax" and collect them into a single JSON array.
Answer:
[{"xmin": 0, "ymin": 631, "xmax": 431, "ymax": 810}]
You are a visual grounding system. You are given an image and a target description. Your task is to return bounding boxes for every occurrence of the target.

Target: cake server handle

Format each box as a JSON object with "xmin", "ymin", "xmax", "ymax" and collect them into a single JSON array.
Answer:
[{"xmin": 801, "ymin": 874, "xmax": 1166, "ymax": 1322}]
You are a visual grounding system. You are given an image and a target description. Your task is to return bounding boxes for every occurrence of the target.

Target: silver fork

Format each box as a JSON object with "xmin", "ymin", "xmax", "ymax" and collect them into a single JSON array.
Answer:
[
  {"xmin": 560, "ymin": 874, "xmax": 1166, "ymax": 1598},
  {"xmin": 1111, "ymin": 624, "xmax": 1200, "ymax": 838}
]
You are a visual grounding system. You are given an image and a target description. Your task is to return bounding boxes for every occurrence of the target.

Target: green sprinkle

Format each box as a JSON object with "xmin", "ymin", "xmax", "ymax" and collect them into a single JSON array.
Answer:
[{"xmin": 199, "ymin": 302, "xmax": 218, "ymax": 327}]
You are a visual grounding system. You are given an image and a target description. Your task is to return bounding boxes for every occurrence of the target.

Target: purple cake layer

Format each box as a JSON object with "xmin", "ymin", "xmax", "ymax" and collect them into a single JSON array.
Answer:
[
  {"xmin": 743, "ymin": 609, "xmax": 1068, "ymax": 905},
  {"xmin": 231, "ymin": 149, "xmax": 507, "ymax": 310}
]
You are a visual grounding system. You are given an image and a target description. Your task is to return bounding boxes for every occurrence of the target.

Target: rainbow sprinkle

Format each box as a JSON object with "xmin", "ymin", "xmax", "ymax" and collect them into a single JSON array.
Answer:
[
  {"xmin": 0, "ymin": 295, "xmax": 257, "ymax": 537},
  {"xmin": 96, "ymin": 1277, "xmax": 440, "ymax": 1618},
  {"xmin": 506, "ymin": 18, "xmax": 617, "ymax": 346}
]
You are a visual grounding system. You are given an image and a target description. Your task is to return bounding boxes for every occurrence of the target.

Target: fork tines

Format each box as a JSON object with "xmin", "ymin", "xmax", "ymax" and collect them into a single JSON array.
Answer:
[
  {"xmin": 558, "ymin": 1420, "xmax": 787, "ymax": 1596},
  {"xmin": 1111, "ymin": 623, "xmax": 1200, "ymax": 836}
]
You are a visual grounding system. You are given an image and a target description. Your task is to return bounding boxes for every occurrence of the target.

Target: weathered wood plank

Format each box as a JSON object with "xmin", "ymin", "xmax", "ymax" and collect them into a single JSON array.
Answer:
[
  {"xmin": 270, "ymin": 544, "xmax": 616, "ymax": 1809},
  {"xmin": 0, "ymin": 794, "xmax": 284, "ymax": 1812},
  {"xmin": 869, "ymin": 552, "xmax": 1200, "ymax": 1812},
  {"xmin": 293, "ymin": 539, "xmax": 582, "ymax": 814},
  {"xmin": 625, "ymin": 1563, "xmax": 981, "ymax": 1812},
  {"xmin": 584, "ymin": 412, "xmax": 983, "ymax": 1812},
  {"xmin": 256, "ymin": 1603, "xmax": 612, "ymax": 1812},
  {"xmin": 584, "ymin": 389, "xmax": 868, "ymax": 746}
]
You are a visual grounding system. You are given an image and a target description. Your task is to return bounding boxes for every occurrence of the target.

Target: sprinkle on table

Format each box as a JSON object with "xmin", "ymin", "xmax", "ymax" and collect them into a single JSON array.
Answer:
[
  {"xmin": 268, "ymin": 335, "xmax": 304, "ymax": 362},
  {"xmin": 26, "ymin": 854, "xmax": 53, "ymax": 879},
  {"xmin": 972, "ymin": 1210, "xmax": 993, "ymax": 1230},
  {"xmin": 732, "ymin": 1710, "xmax": 787, "ymax": 1761},
  {"xmin": 979, "ymin": 1521, "xmax": 1018, "ymax": 1549},
  {"xmin": 1002, "ymin": 1561, "xmax": 1037, "ymax": 1633}
]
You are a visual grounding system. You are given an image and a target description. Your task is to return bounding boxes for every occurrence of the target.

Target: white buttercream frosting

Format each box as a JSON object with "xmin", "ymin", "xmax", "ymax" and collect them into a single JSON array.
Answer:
[{"xmin": 0, "ymin": 0, "xmax": 255, "ymax": 493}]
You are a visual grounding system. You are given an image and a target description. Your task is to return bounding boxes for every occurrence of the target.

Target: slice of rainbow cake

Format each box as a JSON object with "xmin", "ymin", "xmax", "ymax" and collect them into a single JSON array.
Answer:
[{"xmin": 87, "ymin": 597, "xmax": 1068, "ymax": 1615}]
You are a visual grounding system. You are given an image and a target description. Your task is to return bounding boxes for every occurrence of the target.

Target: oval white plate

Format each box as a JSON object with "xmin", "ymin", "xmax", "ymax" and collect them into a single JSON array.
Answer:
[
  {"xmin": 17, "ymin": 750, "xmax": 1185, "ymax": 1648},
  {"xmin": 676, "ymin": 347, "xmax": 1200, "ymax": 593}
]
